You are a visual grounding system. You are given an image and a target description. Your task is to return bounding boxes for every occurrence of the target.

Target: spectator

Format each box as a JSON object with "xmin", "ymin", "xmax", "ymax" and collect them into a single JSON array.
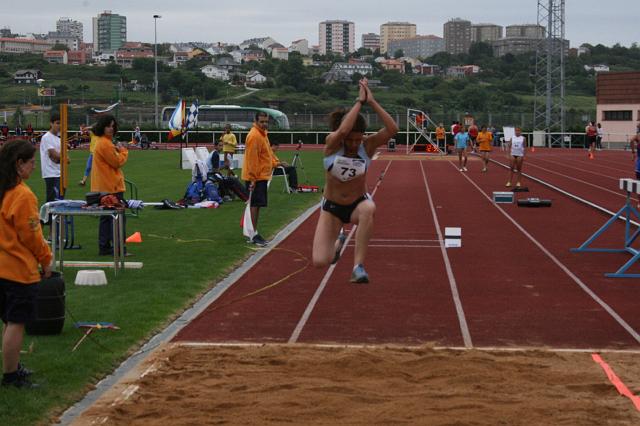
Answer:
[
  {"xmin": 90, "ymin": 114, "xmax": 129, "ymax": 256},
  {"xmin": 79, "ymin": 125, "xmax": 97, "ymax": 186},
  {"xmin": 0, "ymin": 139, "xmax": 52, "ymax": 389},
  {"xmin": 269, "ymin": 141, "xmax": 298, "ymax": 192},
  {"xmin": 0, "ymin": 122, "xmax": 8, "ymax": 140},
  {"xmin": 596, "ymin": 123, "xmax": 603, "ymax": 151},
  {"xmin": 206, "ymin": 142, "xmax": 221, "ymax": 174},
  {"xmin": 435, "ymin": 123, "xmax": 447, "ymax": 153},
  {"xmin": 133, "ymin": 124, "xmax": 141, "ymax": 145},
  {"xmin": 14, "ymin": 124, "xmax": 23, "ymax": 137},
  {"xmin": 241, "ymin": 113, "xmax": 273, "ymax": 247},
  {"xmin": 220, "ymin": 124, "xmax": 237, "ymax": 176},
  {"xmin": 40, "ymin": 114, "xmax": 61, "ymax": 203},
  {"xmin": 25, "ymin": 123, "xmax": 34, "ymax": 144}
]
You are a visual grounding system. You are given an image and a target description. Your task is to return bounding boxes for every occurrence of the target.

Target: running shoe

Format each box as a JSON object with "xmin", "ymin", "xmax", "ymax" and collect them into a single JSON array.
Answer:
[
  {"xmin": 251, "ymin": 234, "xmax": 268, "ymax": 247},
  {"xmin": 505, "ymin": 181, "xmax": 512, "ymax": 187},
  {"xmin": 516, "ymin": 182, "xmax": 521, "ymax": 188},
  {"xmin": 331, "ymin": 231, "xmax": 347, "ymax": 264},
  {"xmin": 459, "ymin": 168, "xmax": 464, "ymax": 172},
  {"xmin": 17, "ymin": 363, "xmax": 33, "ymax": 378},
  {"xmin": 1, "ymin": 373, "xmax": 39, "ymax": 389},
  {"xmin": 463, "ymin": 167, "xmax": 468, "ymax": 172},
  {"xmin": 350, "ymin": 264, "xmax": 370, "ymax": 284}
]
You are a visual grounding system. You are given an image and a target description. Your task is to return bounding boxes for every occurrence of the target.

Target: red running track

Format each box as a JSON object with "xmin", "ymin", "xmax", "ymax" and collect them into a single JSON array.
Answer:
[{"xmin": 175, "ymin": 150, "xmax": 640, "ymax": 350}]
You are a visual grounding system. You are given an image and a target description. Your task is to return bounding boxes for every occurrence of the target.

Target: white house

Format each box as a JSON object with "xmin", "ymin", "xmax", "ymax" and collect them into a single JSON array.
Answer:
[
  {"xmin": 201, "ymin": 65, "xmax": 230, "ymax": 81},
  {"xmin": 584, "ymin": 64, "xmax": 610, "ymax": 73},
  {"xmin": 331, "ymin": 62, "xmax": 373, "ymax": 76},
  {"xmin": 240, "ymin": 37, "xmax": 277, "ymax": 50},
  {"xmin": 289, "ymin": 39, "xmax": 309, "ymax": 56},
  {"xmin": 246, "ymin": 70, "xmax": 267, "ymax": 85},
  {"xmin": 271, "ymin": 47, "xmax": 289, "ymax": 60}
]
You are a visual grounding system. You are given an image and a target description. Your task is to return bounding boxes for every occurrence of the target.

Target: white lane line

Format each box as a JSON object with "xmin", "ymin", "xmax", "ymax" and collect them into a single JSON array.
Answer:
[
  {"xmin": 524, "ymin": 162, "xmax": 625, "ymax": 198},
  {"xmin": 369, "ymin": 238, "xmax": 440, "ymax": 242},
  {"xmin": 530, "ymin": 157, "xmax": 621, "ymax": 181},
  {"xmin": 345, "ymin": 244, "xmax": 441, "ymax": 248},
  {"xmin": 288, "ymin": 161, "xmax": 394, "ymax": 344},
  {"xmin": 177, "ymin": 341, "xmax": 640, "ymax": 354},
  {"xmin": 419, "ymin": 161, "xmax": 473, "ymax": 348},
  {"xmin": 488, "ymin": 157, "xmax": 640, "ymax": 227},
  {"xmin": 454, "ymin": 162, "xmax": 640, "ymax": 345}
]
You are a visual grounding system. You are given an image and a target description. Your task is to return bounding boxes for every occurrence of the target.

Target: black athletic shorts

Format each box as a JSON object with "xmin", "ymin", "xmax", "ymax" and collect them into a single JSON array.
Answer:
[
  {"xmin": 0, "ymin": 279, "xmax": 39, "ymax": 324},
  {"xmin": 322, "ymin": 194, "xmax": 370, "ymax": 223},
  {"xmin": 246, "ymin": 180, "xmax": 268, "ymax": 207}
]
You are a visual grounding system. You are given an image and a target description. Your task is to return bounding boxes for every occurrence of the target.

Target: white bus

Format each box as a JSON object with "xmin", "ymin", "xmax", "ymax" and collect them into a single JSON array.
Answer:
[{"xmin": 161, "ymin": 105, "xmax": 290, "ymax": 130}]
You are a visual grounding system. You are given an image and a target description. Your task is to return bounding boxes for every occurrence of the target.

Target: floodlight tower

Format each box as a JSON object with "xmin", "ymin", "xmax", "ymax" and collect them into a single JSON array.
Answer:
[{"xmin": 533, "ymin": 0, "xmax": 566, "ymax": 147}]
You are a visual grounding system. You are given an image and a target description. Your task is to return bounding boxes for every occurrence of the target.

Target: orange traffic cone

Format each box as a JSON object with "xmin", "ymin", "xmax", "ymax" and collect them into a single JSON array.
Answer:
[{"xmin": 125, "ymin": 231, "xmax": 142, "ymax": 243}]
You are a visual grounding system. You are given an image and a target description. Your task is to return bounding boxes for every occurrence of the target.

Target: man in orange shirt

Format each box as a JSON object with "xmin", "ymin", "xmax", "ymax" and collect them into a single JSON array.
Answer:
[
  {"xmin": 0, "ymin": 140, "xmax": 52, "ymax": 388},
  {"xmin": 90, "ymin": 115, "xmax": 129, "ymax": 255},
  {"xmin": 241, "ymin": 112, "xmax": 273, "ymax": 246}
]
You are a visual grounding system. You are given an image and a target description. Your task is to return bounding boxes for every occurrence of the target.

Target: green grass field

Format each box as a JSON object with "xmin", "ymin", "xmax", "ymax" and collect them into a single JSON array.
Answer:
[{"xmin": 1, "ymin": 148, "xmax": 324, "ymax": 425}]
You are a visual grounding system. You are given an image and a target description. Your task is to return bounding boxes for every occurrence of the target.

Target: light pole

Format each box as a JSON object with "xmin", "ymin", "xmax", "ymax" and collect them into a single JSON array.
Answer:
[{"xmin": 153, "ymin": 14, "xmax": 161, "ymax": 128}]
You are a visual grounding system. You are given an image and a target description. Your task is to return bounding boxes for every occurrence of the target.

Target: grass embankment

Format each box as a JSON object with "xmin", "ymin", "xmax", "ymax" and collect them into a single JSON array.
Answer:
[{"xmin": 0, "ymin": 148, "xmax": 324, "ymax": 426}]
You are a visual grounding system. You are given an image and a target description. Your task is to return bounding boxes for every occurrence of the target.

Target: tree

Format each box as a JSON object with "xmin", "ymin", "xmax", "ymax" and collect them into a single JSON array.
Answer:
[
  {"xmin": 132, "ymin": 58, "xmax": 155, "ymax": 73},
  {"xmin": 468, "ymin": 42, "xmax": 493, "ymax": 62},
  {"xmin": 105, "ymin": 62, "xmax": 122, "ymax": 74},
  {"xmin": 13, "ymin": 106, "xmax": 24, "ymax": 126},
  {"xmin": 394, "ymin": 49, "xmax": 404, "ymax": 59}
]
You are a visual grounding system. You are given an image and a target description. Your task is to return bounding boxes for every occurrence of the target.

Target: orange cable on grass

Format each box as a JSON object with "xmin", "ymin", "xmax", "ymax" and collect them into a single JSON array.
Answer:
[{"xmin": 592, "ymin": 353, "xmax": 640, "ymax": 411}]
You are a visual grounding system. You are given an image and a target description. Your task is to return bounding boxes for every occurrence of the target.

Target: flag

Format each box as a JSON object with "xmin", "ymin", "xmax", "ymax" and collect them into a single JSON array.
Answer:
[
  {"xmin": 241, "ymin": 197, "xmax": 256, "ymax": 239},
  {"xmin": 168, "ymin": 99, "xmax": 186, "ymax": 140},
  {"xmin": 186, "ymin": 100, "xmax": 199, "ymax": 130}
]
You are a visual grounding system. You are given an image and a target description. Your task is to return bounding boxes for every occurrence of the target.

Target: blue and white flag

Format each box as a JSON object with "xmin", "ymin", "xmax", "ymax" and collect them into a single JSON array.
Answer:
[{"xmin": 186, "ymin": 100, "xmax": 199, "ymax": 130}]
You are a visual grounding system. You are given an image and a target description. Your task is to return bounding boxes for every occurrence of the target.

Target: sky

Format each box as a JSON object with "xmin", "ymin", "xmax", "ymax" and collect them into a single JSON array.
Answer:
[{"xmin": 1, "ymin": 0, "xmax": 638, "ymax": 48}]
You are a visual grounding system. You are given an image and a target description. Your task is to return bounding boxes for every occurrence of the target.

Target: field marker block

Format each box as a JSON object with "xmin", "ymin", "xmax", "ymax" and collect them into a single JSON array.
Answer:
[
  {"xmin": 493, "ymin": 191, "xmax": 514, "ymax": 203},
  {"xmin": 445, "ymin": 227, "xmax": 462, "ymax": 248}
]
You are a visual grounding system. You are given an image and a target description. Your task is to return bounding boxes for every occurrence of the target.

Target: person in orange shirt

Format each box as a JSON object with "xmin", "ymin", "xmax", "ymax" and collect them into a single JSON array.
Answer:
[
  {"xmin": 435, "ymin": 123, "xmax": 447, "ymax": 153},
  {"xmin": 241, "ymin": 112, "xmax": 273, "ymax": 246},
  {"xmin": 90, "ymin": 114, "xmax": 129, "ymax": 256},
  {"xmin": 0, "ymin": 139, "xmax": 52, "ymax": 388},
  {"xmin": 477, "ymin": 125, "xmax": 494, "ymax": 172}
]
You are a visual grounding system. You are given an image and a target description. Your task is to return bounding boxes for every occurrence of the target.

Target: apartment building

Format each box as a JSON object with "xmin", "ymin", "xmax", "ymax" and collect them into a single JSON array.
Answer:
[
  {"xmin": 388, "ymin": 35, "xmax": 444, "ymax": 59},
  {"xmin": 444, "ymin": 18, "xmax": 471, "ymax": 54},
  {"xmin": 319, "ymin": 20, "xmax": 355, "ymax": 54},
  {"xmin": 92, "ymin": 10, "xmax": 126, "ymax": 53},
  {"xmin": 471, "ymin": 24, "xmax": 503, "ymax": 43},
  {"xmin": 380, "ymin": 22, "xmax": 416, "ymax": 54},
  {"xmin": 361, "ymin": 33, "xmax": 380, "ymax": 52}
]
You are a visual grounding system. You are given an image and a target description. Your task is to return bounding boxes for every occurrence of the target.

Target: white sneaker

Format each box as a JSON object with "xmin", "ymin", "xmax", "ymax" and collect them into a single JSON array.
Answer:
[
  {"xmin": 462, "ymin": 167, "xmax": 468, "ymax": 172},
  {"xmin": 459, "ymin": 168, "xmax": 464, "ymax": 172}
]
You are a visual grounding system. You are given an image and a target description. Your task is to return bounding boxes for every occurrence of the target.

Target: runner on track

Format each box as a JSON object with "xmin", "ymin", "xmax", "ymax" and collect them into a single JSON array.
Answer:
[
  {"xmin": 505, "ymin": 127, "xmax": 527, "ymax": 188},
  {"xmin": 455, "ymin": 125, "xmax": 470, "ymax": 172},
  {"xmin": 312, "ymin": 78, "xmax": 398, "ymax": 283},
  {"xmin": 477, "ymin": 125, "xmax": 493, "ymax": 172}
]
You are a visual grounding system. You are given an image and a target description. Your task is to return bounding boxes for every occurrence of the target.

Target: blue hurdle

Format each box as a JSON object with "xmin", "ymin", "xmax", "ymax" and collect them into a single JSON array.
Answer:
[{"xmin": 571, "ymin": 178, "xmax": 640, "ymax": 278}]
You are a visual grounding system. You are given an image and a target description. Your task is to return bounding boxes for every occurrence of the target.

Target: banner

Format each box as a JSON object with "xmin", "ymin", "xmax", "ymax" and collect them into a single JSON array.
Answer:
[{"xmin": 37, "ymin": 87, "xmax": 56, "ymax": 97}]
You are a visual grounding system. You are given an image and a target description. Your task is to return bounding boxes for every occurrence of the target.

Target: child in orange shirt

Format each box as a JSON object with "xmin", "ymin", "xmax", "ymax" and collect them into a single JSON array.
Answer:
[{"xmin": 0, "ymin": 139, "xmax": 52, "ymax": 389}]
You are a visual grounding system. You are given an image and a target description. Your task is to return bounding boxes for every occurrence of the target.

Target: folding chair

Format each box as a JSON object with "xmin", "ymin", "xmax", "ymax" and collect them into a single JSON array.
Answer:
[{"xmin": 270, "ymin": 166, "xmax": 291, "ymax": 194}]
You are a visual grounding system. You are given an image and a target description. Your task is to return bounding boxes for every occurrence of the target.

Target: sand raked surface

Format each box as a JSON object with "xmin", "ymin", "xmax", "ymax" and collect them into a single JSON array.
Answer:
[{"xmin": 74, "ymin": 344, "xmax": 640, "ymax": 425}]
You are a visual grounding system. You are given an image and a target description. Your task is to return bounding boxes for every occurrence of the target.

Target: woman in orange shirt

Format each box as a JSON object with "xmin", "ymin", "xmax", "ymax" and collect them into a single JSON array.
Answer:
[
  {"xmin": 476, "ymin": 125, "xmax": 493, "ymax": 172},
  {"xmin": 0, "ymin": 139, "xmax": 52, "ymax": 388}
]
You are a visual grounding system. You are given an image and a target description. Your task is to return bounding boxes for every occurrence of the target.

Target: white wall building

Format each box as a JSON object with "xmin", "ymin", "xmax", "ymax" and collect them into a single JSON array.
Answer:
[
  {"xmin": 271, "ymin": 47, "xmax": 289, "ymax": 60},
  {"xmin": 201, "ymin": 65, "xmax": 230, "ymax": 81},
  {"xmin": 319, "ymin": 20, "xmax": 355, "ymax": 55},
  {"xmin": 289, "ymin": 39, "xmax": 309, "ymax": 56}
]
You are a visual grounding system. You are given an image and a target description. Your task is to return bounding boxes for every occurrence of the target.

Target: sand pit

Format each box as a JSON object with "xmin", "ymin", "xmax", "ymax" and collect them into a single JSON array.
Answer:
[{"xmin": 74, "ymin": 344, "xmax": 640, "ymax": 425}]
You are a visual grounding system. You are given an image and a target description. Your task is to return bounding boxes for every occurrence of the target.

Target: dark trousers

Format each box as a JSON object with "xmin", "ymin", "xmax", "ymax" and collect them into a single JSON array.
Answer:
[
  {"xmin": 272, "ymin": 166, "xmax": 298, "ymax": 189},
  {"xmin": 44, "ymin": 177, "xmax": 60, "ymax": 202},
  {"xmin": 98, "ymin": 192, "xmax": 126, "ymax": 253}
]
